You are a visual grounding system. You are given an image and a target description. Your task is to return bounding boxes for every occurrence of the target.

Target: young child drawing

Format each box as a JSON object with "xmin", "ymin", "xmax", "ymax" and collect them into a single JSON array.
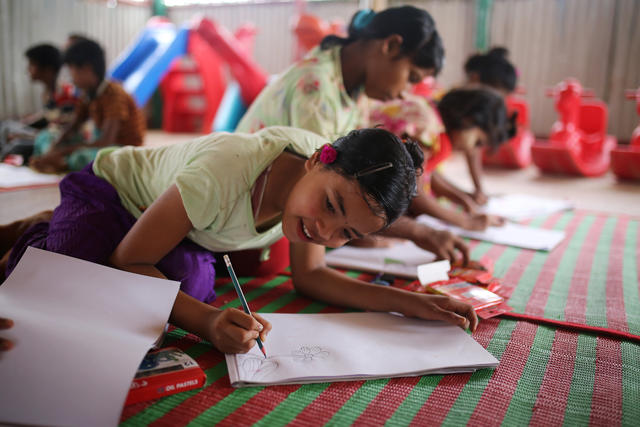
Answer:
[
  {"xmin": 30, "ymin": 39, "xmax": 145, "ymax": 173},
  {"xmin": 236, "ymin": 6, "xmax": 470, "ymax": 258},
  {"xmin": 407, "ymin": 88, "xmax": 516, "ymax": 230},
  {"xmin": 0, "ymin": 127, "xmax": 477, "ymax": 354}
]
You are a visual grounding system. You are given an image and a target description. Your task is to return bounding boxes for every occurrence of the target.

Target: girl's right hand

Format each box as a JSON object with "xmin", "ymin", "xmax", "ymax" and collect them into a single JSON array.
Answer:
[
  {"xmin": 206, "ymin": 308, "xmax": 272, "ymax": 354},
  {"xmin": 0, "ymin": 317, "xmax": 14, "ymax": 351}
]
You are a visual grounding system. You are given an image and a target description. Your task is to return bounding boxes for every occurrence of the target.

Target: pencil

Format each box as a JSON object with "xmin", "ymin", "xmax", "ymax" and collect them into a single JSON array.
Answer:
[{"xmin": 223, "ymin": 254, "xmax": 267, "ymax": 358}]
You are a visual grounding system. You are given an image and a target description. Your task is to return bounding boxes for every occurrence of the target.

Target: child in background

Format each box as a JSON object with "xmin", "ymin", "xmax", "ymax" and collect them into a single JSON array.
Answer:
[
  {"xmin": 237, "ymin": 6, "xmax": 469, "ymax": 261},
  {"xmin": 29, "ymin": 39, "xmax": 145, "ymax": 174},
  {"xmin": 1, "ymin": 44, "xmax": 76, "ymax": 162},
  {"xmin": 0, "ymin": 127, "xmax": 477, "ymax": 354},
  {"xmin": 464, "ymin": 47, "xmax": 517, "ymax": 97},
  {"xmin": 409, "ymin": 88, "xmax": 516, "ymax": 229}
]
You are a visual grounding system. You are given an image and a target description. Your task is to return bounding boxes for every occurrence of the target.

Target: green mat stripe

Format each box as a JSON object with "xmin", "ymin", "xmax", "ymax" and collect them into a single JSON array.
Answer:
[
  {"xmin": 499, "ymin": 214, "xmax": 596, "ymax": 425},
  {"xmin": 623, "ymin": 220, "xmax": 640, "ymax": 335},
  {"xmin": 184, "ymin": 287, "xmax": 329, "ymax": 426},
  {"xmin": 121, "ymin": 275, "xmax": 288, "ymax": 425},
  {"xmin": 324, "ymin": 379, "xmax": 390, "ymax": 425},
  {"xmin": 621, "ymin": 341, "xmax": 640, "ymax": 426},
  {"xmin": 439, "ymin": 213, "xmax": 583, "ymax": 425},
  {"xmin": 585, "ymin": 216, "xmax": 616, "ymax": 326}
]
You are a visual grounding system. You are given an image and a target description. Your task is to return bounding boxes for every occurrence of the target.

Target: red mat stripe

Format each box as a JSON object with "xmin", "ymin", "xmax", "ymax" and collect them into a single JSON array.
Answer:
[
  {"xmin": 409, "ymin": 214, "xmax": 564, "ymax": 425},
  {"xmin": 217, "ymin": 385, "xmax": 304, "ymax": 426},
  {"xmin": 289, "ymin": 382, "xmax": 366, "ymax": 426},
  {"xmin": 590, "ymin": 337, "xmax": 624, "ymax": 426},
  {"xmin": 145, "ymin": 277, "xmax": 294, "ymax": 426},
  {"xmin": 216, "ymin": 274, "xmax": 371, "ymax": 425},
  {"xmin": 588, "ymin": 217, "xmax": 629, "ymax": 425},
  {"xmin": 524, "ymin": 215, "xmax": 607, "ymax": 425},
  {"xmin": 605, "ymin": 216, "xmax": 630, "ymax": 332},
  {"xmin": 351, "ymin": 377, "xmax": 423, "ymax": 426},
  {"xmin": 564, "ymin": 215, "xmax": 607, "ymax": 324},
  {"xmin": 465, "ymin": 213, "xmax": 587, "ymax": 425},
  {"xmin": 351, "ymin": 243, "xmax": 510, "ymax": 425}
]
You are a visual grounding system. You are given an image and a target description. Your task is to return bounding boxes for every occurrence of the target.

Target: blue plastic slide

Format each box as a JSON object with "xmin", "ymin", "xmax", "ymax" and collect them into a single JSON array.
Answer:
[
  {"xmin": 213, "ymin": 81, "xmax": 247, "ymax": 132},
  {"xmin": 108, "ymin": 22, "xmax": 189, "ymax": 107}
]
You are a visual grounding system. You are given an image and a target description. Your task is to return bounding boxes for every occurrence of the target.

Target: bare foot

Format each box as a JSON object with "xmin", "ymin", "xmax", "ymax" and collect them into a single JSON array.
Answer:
[{"xmin": 0, "ymin": 210, "xmax": 53, "ymax": 257}]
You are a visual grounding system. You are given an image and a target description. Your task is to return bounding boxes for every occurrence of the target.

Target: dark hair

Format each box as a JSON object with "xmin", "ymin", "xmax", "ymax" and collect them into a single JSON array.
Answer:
[
  {"xmin": 464, "ymin": 47, "xmax": 517, "ymax": 93},
  {"xmin": 63, "ymin": 39, "xmax": 106, "ymax": 81},
  {"xmin": 437, "ymin": 88, "xmax": 517, "ymax": 151},
  {"xmin": 321, "ymin": 6, "xmax": 445, "ymax": 75},
  {"xmin": 323, "ymin": 128, "xmax": 424, "ymax": 228},
  {"xmin": 24, "ymin": 44, "xmax": 62, "ymax": 74}
]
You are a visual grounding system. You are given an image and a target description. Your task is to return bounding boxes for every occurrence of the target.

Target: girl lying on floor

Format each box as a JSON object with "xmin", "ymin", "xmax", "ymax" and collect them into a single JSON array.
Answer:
[{"xmin": 0, "ymin": 127, "xmax": 477, "ymax": 354}]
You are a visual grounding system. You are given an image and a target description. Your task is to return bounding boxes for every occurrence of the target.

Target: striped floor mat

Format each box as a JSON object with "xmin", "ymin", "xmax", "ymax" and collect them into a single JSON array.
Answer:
[{"xmin": 120, "ymin": 210, "xmax": 639, "ymax": 426}]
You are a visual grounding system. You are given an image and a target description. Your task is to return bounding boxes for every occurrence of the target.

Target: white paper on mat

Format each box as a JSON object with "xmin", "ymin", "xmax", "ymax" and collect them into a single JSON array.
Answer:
[
  {"xmin": 417, "ymin": 215, "xmax": 565, "ymax": 251},
  {"xmin": 0, "ymin": 247, "xmax": 180, "ymax": 427},
  {"xmin": 0, "ymin": 163, "xmax": 61, "ymax": 189},
  {"xmin": 324, "ymin": 240, "xmax": 437, "ymax": 279},
  {"xmin": 225, "ymin": 312, "xmax": 498, "ymax": 387},
  {"xmin": 482, "ymin": 193, "xmax": 574, "ymax": 221}
]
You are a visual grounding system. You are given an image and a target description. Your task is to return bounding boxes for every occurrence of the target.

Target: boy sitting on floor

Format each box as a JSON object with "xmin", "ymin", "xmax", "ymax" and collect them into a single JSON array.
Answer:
[{"xmin": 30, "ymin": 39, "xmax": 145, "ymax": 173}]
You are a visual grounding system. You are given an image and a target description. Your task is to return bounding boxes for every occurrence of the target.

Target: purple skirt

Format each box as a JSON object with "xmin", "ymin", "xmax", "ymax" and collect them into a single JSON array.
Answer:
[{"xmin": 6, "ymin": 164, "xmax": 217, "ymax": 302}]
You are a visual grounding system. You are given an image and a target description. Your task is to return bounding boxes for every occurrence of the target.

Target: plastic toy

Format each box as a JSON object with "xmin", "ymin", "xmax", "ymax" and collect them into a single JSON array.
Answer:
[
  {"xmin": 196, "ymin": 17, "xmax": 268, "ymax": 106},
  {"xmin": 161, "ymin": 31, "xmax": 226, "ymax": 133},
  {"xmin": 109, "ymin": 17, "xmax": 227, "ymax": 133},
  {"xmin": 291, "ymin": 0, "xmax": 344, "ymax": 60},
  {"xmin": 483, "ymin": 94, "xmax": 534, "ymax": 168},
  {"xmin": 610, "ymin": 88, "xmax": 640, "ymax": 180},
  {"xmin": 108, "ymin": 17, "xmax": 189, "ymax": 107},
  {"xmin": 531, "ymin": 78, "xmax": 616, "ymax": 177}
]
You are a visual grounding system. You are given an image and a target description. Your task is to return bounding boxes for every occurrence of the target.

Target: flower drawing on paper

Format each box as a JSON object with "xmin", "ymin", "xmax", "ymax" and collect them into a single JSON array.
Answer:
[
  {"xmin": 240, "ymin": 355, "xmax": 279, "ymax": 380},
  {"xmin": 292, "ymin": 346, "xmax": 330, "ymax": 363}
]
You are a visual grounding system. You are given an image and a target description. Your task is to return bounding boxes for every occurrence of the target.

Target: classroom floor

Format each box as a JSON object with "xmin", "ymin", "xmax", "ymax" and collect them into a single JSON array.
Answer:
[{"xmin": 1, "ymin": 130, "xmax": 639, "ymax": 224}]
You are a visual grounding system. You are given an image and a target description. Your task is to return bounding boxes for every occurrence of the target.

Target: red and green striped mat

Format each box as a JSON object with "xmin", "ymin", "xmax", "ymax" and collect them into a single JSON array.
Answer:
[{"xmin": 120, "ymin": 210, "xmax": 639, "ymax": 426}]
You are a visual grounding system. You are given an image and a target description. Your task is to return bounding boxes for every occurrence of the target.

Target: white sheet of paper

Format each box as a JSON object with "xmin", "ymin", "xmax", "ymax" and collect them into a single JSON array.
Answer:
[
  {"xmin": 0, "ymin": 164, "xmax": 61, "ymax": 189},
  {"xmin": 482, "ymin": 193, "xmax": 573, "ymax": 221},
  {"xmin": 0, "ymin": 248, "xmax": 180, "ymax": 427},
  {"xmin": 225, "ymin": 312, "xmax": 498, "ymax": 387},
  {"xmin": 417, "ymin": 215, "xmax": 565, "ymax": 251},
  {"xmin": 324, "ymin": 241, "xmax": 437, "ymax": 279}
]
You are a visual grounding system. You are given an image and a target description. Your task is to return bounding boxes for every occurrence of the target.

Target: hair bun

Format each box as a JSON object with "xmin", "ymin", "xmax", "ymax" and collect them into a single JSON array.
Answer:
[
  {"xmin": 487, "ymin": 47, "xmax": 509, "ymax": 59},
  {"xmin": 402, "ymin": 138, "xmax": 425, "ymax": 177}
]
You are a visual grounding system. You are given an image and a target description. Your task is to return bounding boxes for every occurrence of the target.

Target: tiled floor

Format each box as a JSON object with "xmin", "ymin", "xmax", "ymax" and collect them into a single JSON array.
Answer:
[{"xmin": 1, "ymin": 130, "xmax": 639, "ymax": 224}]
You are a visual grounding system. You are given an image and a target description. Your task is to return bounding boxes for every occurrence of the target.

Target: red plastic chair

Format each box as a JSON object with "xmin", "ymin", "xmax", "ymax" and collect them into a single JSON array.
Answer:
[
  {"xmin": 611, "ymin": 88, "xmax": 640, "ymax": 180},
  {"xmin": 531, "ymin": 78, "xmax": 616, "ymax": 177},
  {"xmin": 483, "ymin": 95, "xmax": 533, "ymax": 168}
]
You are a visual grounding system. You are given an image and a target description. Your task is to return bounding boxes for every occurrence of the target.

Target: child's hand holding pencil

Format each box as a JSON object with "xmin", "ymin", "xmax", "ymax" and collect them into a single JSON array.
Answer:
[{"xmin": 207, "ymin": 309, "xmax": 271, "ymax": 354}]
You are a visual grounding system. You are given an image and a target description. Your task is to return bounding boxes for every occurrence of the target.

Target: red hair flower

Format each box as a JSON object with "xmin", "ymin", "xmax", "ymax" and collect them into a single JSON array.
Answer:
[{"xmin": 319, "ymin": 144, "xmax": 337, "ymax": 164}]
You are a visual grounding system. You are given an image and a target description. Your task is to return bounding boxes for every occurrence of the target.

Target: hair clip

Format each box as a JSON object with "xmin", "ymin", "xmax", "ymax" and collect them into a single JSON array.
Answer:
[
  {"xmin": 354, "ymin": 162, "xmax": 393, "ymax": 178},
  {"xmin": 319, "ymin": 144, "xmax": 337, "ymax": 164},
  {"xmin": 352, "ymin": 9, "xmax": 376, "ymax": 31}
]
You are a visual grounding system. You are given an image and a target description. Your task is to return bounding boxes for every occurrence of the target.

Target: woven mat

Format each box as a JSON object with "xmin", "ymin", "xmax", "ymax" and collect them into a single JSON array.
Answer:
[{"xmin": 120, "ymin": 210, "xmax": 640, "ymax": 426}]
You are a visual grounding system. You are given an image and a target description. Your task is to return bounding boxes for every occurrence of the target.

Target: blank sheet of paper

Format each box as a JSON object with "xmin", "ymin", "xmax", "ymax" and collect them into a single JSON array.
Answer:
[
  {"xmin": 225, "ymin": 312, "xmax": 498, "ymax": 387},
  {"xmin": 0, "ymin": 247, "xmax": 180, "ymax": 427},
  {"xmin": 482, "ymin": 193, "xmax": 573, "ymax": 221},
  {"xmin": 0, "ymin": 164, "xmax": 61, "ymax": 189},
  {"xmin": 324, "ymin": 240, "xmax": 437, "ymax": 278},
  {"xmin": 417, "ymin": 215, "xmax": 565, "ymax": 251}
]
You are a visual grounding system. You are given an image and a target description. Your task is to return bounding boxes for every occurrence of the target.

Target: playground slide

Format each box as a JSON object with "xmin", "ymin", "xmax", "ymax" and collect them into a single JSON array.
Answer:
[{"xmin": 108, "ymin": 19, "xmax": 188, "ymax": 107}]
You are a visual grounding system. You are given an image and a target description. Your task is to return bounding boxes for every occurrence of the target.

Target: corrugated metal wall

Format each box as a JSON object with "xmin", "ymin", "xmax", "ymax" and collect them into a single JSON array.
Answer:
[
  {"xmin": 1, "ymin": 0, "xmax": 638, "ymax": 140},
  {"xmin": 0, "ymin": 0, "xmax": 150, "ymax": 118},
  {"xmin": 487, "ymin": 0, "xmax": 640, "ymax": 140},
  {"xmin": 168, "ymin": 0, "xmax": 360, "ymax": 75}
]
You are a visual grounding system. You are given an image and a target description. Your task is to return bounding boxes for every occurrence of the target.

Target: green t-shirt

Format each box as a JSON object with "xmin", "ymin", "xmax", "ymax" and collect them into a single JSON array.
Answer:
[
  {"xmin": 92, "ymin": 126, "xmax": 327, "ymax": 252},
  {"xmin": 236, "ymin": 46, "xmax": 364, "ymax": 141}
]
